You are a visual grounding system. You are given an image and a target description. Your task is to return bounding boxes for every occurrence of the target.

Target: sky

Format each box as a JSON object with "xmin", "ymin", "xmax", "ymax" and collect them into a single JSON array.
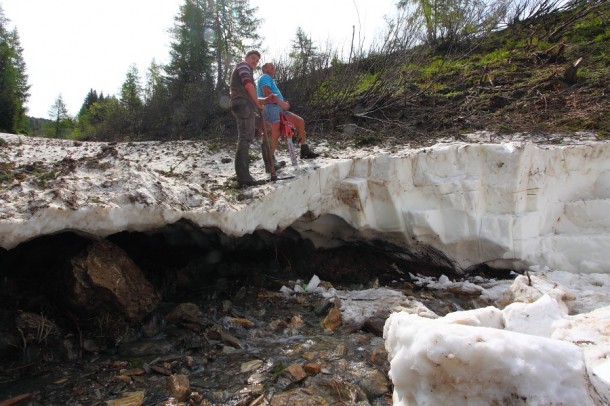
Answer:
[{"xmin": 1, "ymin": 0, "xmax": 399, "ymax": 118}]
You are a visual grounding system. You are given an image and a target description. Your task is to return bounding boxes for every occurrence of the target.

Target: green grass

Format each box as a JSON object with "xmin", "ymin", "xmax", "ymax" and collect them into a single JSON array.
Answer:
[{"xmin": 353, "ymin": 132, "xmax": 384, "ymax": 147}]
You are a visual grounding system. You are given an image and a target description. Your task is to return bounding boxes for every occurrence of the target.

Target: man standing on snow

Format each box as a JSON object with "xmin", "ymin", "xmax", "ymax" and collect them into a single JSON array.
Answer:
[
  {"xmin": 257, "ymin": 62, "xmax": 319, "ymax": 163},
  {"xmin": 230, "ymin": 50, "xmax": 276, "ymax": 186}
]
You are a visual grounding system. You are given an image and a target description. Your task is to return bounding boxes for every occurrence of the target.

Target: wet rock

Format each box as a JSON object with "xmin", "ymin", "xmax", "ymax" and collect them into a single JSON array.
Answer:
[
  {"xmin": 68, "ymin": 240, "xmax": 160, "ymax": 320},
  {"xmin": 118, "ymin": 339, "xmax": 174, "ymax": 357},
  {"xmin": 221, "ymin": 345, "xmax": 242, "ymax": 354},
  {"xmin": 165, "ymin": 326, "xmax": 207, "ymax": 351},
  {"xmin": 369, "ymin": 345, "xmax": 389, "ymax": 366},
  {"xmin": 182, "ymin": 355, "xmax": 196, "ymax": 369},
  {"xmin": 249, "ymin": 393, "xmax": 266, "ymax": 406},
  {"xmin": 227, "ymin": 316, "xmax": 256, "ymax": 329},
  {"xmin": 302, "ymin": 351, "xmax": 317, "ymax": 361},
  {"xmin": 167, "ymin": 373, "xmax": 190, "ymax": 401},
  {"xmin": 270, "ymin": 387, "xmax": 329, "ymax": 406},
  {"xmin": 207, "ymin": 324, "xmax": 242, "ymax": 348},
  {"xmin": 150, "ymin": 364, "xmax": 173, "ymax": 376},
  {"xmin": 247, "ymin": 372, "xmax": 267, "ymax": 385},
  {"xmin": 222, "ymin": 299, "xmax": 233, "ymax": 314},
  {"xmin": 189, "ymin": 391, "xmax": 207, "ymax": 405},
  {"xmin": 358, "ymin": 369, "xmax": 391, "ymax": 399},
  {"xmin": 141, "ymin": 311, "xmax": 167, "ymax": 338},
  {"xmin": 305, "ymin": 375, "xmax": 369, "ymax": 404},
  {"xmin": 106, "ymin": 390, "xmax": 145, "ymax": 406},
  {"xmin": 322, "ymin": 306, "xmax": 342, "ymax": 331},
  {"xmin": 241, "ymin": 359, "xmax": 263, "ymax": 373},
  {"xmin": 362, "ymin": 315, "xmax": 387, "ymax": 337},
  {"xmin": 314, "ymin": 298, "xmax": 333, "ymax": 315},
  {"xmin": 269, "ymin": 318, "xmax": 288, "ymax": 331},
  {"xmin": 114, "ymin": 374, "xmax": 132, "ymax": 384},
  {"xmin": 303, "ymin": 361, "xmax": 324, "ymax": 375},
  {"xmin": 290, "ymin": 314, "xmax": 306, "ymax": 328},
  {"xmin": 121, "ymin": 367, "xmax": 146, "ymax": 377},
  {"xmin": 166, "ymin": 302, "xmax": 205, "ymax": 324},
  {"xmin": 331, "ymin": 343, "xmax": 347, "ymax": 358},
  {"xmin": 285, "ymin": 363, "xmax": 307, "ymax": 382}
]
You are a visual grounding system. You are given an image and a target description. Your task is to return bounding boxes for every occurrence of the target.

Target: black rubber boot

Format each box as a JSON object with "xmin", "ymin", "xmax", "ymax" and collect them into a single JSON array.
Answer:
[
  {"xmin": 235, "ymin": 141, "xmax": 263, "ymax": 186},
  {"xmin": 300, "ymin": 144, "xmax": 320, "ymax": 159}
]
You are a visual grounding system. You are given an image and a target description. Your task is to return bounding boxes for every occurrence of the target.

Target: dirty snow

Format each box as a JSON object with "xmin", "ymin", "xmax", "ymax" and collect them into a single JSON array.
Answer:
[{"xmin": 1, "ymin": 133, "xmax": 609, "ymax": 275}]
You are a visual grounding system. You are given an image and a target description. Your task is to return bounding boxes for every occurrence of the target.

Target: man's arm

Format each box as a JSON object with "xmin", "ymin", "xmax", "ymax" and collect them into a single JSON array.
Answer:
[
  {"xmin": 262, "ymin": 86, "xmax": 290, "ymax": 110},
  {"xmin": 245, "ymin": 83, "xmax": 261, "ymax": 108}
]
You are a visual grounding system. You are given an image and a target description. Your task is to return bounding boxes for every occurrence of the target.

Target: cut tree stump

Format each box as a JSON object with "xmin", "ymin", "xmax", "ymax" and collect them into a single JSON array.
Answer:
[{"xmin": 564, "ymin": 57, "xmax": 583, "ymax": 84}]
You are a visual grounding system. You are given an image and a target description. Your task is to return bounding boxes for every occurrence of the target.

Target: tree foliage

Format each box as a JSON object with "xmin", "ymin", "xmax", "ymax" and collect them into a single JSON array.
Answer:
[
  {"xmin": 289, "ymin": 27, "xmax": 320, "ymax": 78},
  {"xmin": 120, "ymin": 64, "xmax": 143, "ymax": 111},
  {"xmin": 47, "ymin": 94, "xmax": 71, "ymax": 137},
  {"xmin": 0, "ymin": 5, "xmax": 30, "ymax": 134},
  {"xmin": 11, "ymin": 0, "xmax": 608, "ymax": 142},
  {"xmin": 165, "ymin": 0, "xmax": 217, "ymax": 138},
  {"xmin": 206, "ymin": 0, "xmax": 261, "ymax": 90},
  {"xmin": 398, "ymin": 0, "xmax": 504, "ymax": 49}
]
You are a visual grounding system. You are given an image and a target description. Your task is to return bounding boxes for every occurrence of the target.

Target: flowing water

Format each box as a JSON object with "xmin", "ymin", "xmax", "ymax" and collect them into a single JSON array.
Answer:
[{"xmin": 0, "ymin": 228, "xmax": 511, "ymax": 405}]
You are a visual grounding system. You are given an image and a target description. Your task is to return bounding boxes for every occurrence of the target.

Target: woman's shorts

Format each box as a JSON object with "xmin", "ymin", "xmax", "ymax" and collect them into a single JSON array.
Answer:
[{"xmin": 263, "ymin": 103, "xmax": 283, "ymax": 124}]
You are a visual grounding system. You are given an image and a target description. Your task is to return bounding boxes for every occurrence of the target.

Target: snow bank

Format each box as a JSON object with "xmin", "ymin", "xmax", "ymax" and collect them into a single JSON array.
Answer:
[
  {"xmin": 385, "ymin": 313, "xmax": 594, "ymax": 405},
  {"xmin": 322, "ymin": 142, "xmax": 610, "ymax": 273},
  {"xmin": 384, "ymin": 274, "xmax": 610, "ymax": 405},
  {"xmin": 1, "ymin": 134, "xmax": 609, "ymax": 274}
]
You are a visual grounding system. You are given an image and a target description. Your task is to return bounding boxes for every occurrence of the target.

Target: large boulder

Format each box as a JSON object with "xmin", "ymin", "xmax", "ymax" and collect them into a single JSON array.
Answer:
[{"xmin": 68, "ymin": 240, "xmax": 160, "ymax": 320}]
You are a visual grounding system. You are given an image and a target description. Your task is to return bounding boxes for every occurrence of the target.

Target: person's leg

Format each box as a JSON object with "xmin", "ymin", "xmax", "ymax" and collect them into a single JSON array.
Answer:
[
  {"xmin": 259, "ymin": 119, "xmax": 273, "ymax": 174},
  {"xmin": 286, "ymin": 112, "xmax": 306, "ymax": 143},
  {"xmin": 285, "ymin": 112, "xmax": 319, "ymax": 159},
  {"xmin": 231, "ymin": 99, "xmax": 262, "ymax": 185},
  {"xmin": 270, "ymin": 122, "xmax": 281, "ymax": 160},
  {"xmin": 263, "ymin": 104, "xmax": 284, "ymax": 174}
]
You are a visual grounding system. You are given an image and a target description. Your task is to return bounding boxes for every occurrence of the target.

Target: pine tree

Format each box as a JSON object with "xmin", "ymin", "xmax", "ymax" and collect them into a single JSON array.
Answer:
[
  {"xmin": 48, "ymin": 94, "xmax": 70, "ymax": 137},
  {"xmin": 166, "ymin": 0, "xmax": 217, "ymax": 137},
  {"xmin": 120, "ymin": 64, "xmax": 143, "ymax": 111},
  {"xmin": 206, "ymin": 0, "xmax": 261, "ymax": 90},
  {"xmin": 144, "ymin": 59, "xmax": 166, "ymax": 103},
  {"xmin": 289, "ymin": 27, "xmax": 319, "ymax": 77},
  {"xmin": 0, "ymin": 6, "xmax": 30, "ymax": 133},
  {"xmin": 141, "ymin": 59, "xmax": 172, "ymax": 139},
  {"xmin": 75, "ymin": 89, "xmax": 99, "ymax": 138},
  {"xmin": 77, "ymin": 89, "xmax": 99, "ymax": 118},
  {"xmin": 166, "ymin": 0, "xmax": 215, "ymax": 86}
]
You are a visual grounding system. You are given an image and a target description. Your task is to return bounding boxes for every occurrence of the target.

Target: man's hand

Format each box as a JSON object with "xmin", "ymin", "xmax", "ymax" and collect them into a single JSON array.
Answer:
[{"xmin": 259, "ymin": 93, "xmax": 277, "ymax": 107}]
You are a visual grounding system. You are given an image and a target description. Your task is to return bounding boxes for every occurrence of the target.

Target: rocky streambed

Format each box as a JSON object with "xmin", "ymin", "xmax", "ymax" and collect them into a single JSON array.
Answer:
[{"xmin": 0, "ymin": 225, "xmax": 505, "ymax": 406}]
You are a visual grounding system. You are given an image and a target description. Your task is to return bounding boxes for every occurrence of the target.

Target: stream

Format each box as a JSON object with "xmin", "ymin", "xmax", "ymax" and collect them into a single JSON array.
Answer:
[{"xmin": 0, "ymin": 226, "xmax": 512, "ymax": 405}]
